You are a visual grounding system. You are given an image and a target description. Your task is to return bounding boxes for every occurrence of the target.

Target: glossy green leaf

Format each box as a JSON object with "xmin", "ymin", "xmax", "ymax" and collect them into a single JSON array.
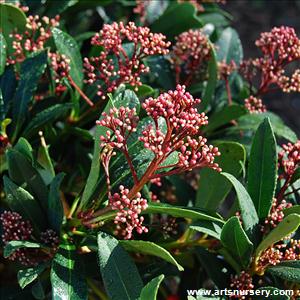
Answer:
[
  {"xmin": 203, "ymin": 105, "xmax": 247, "ymax": 133},
  {"xmin": 3, "ymin": 176, "xmax": 47, "ymax": 232},
  {"xmin": 79, "ymin": 89, "xmax": 140, "ymax": 210},
  {"xmin": 146, "ymin": 202, "xmax": 224, "ymax": 223},
  {"xmin": 291, "ymin": 167, "xmax": 300, "ymax": 184},
  {"xmin": 283, "ymin": 205, "xmax": 300, "ymax": 217},
  {"xmin": 6, "ymin": 148, "xmax": 48, "ymax": 210},
  {"xmin": 247, "ymin": 118, "xmax": 277, "ymax": 218},
  {"xmin": 0, "ymin": 33, "xmax": 7, "ymax": 75},
  {"xmin": 0, "ymin": 66, "xmax": 17, "ymax": 114},
  {"xmin": 201, "ymin": 46, "xmax": 218, "ymax": 110},
  {"xmin": 267, "ymin": 261, "xmax": 300, "ymax": 283},
  {"xmin": 255, "ymin": 214, "xmax": 300, "ymax": 258},
  {"xmin": 12, "ymin": 51, "xmax": 48, "ymax": 138},
  {"xmin": 190, "ymin": 220, "xmax": 223, "ymax": 239},
  {"xmin": 23, "ymin": 104, "xmax": 72, "ymax": 138},
  {"xmin": 4, "ymin": 240, "xmax": 41, "ymax": 258},
  {"xmin": 139, "ymin": 275, "xmax": 164, "ymax": 300},
  {"xmin": 215, "ymin": 27, "xmax": 243, "ymax": 64},
  {"xmin": 120, "ymin": 240, "xmax": 184, "ymax": 271},
  {"xmin": 151, "ymin": 3, "xmax": 202, "ymax": 39},
  {"xmin": 221, "ymin": 172, "xmax": 259, "ymax": 239},
  {"xmin": 18, "ymin": 264, "xmax": 47, "ymax": 289},
  {"xmin": 51, "ymin": 241, "xmax": 87, "ymax": 300},
  {"xmin": 48, "ymin": 173, "xmax": 65, "ymax": 233},
  {"xmin": 14, "ymin": 137, "xmax": 34, "ymax": 162},
  {"xmin": 0, "ymin": 3, "xmax": 26, "ymax": 54},
  {"xmin": 220, "ymin": 216, "xmax": 253, "ymax": 268},
  {"xmin": 97, "ymin": 232, "xmax": 143, "ymax": 300},
  {"xmin": 52, "ymin": 28, "xmax": 83, "ymax": 88},
  {"xmin": 196, "ymin": 142, "xmax": 246, "ymax": 210}
]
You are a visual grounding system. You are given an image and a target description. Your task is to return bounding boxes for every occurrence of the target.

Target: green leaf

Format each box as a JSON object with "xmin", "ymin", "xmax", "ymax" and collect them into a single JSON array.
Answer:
[
  {"xmin": 220, "ymin": 216, "xmax": 253, "ymax": 268},
  {"xmin": 151, "ymin": 3, "xmax": 202, "ymax": 39},
  {"xmin": 0, "ymin": 66, "xmax": 17, "ymax": 113},
  {"xmin": 31, "ymin": 279, "xmax": 45, "ymax": 300},
  {"xmin": 79, "ymin": 89, "xmax": 140, "ymax": 210},
  {"xmin": 97, "ymin": 232, "xmax": 143, "ymax": 300},
  {"xmin": 120, "ymin": 240, "xmax": 184, "ymax": 271},
  {"xmin": 139, "ymin": 275, "xmax": 164, "ymax": 300},
  {"xmin": 4, "ymin": 240, "xmax": 41, "ymax": 258},
  {"xmin": 221, "ymin": 172, "xmax": 259, "ymax": 239},
  {"xmin": 291, "ymin": 167, "xmax": 300, "ymax": 184},
  {"xmin": 190, "ymin": 220, "xmax": 222, "ymax": 239},
  {"xmin": 52, "ymin": 28, "xmax": 83, "ymax": 88},
  {"xmin": 51, "ymin": 240, "xmax": 87, "ymax": 300},
  {"xmin": 3, "ymin": 176, "xmax": 47, "ymax": 232},
  {"xmin": 23, "ymin": 104, "xmax": 72, "ymax": 138},
  {"xmin": 196, "ymin": 142, "xmax": 246, "ymax": 210},
  {"xmin": 247, "ymin": 118, "xmax": 277, "ymax": 218},
  {"xmin": 48, "ymin": 173, "xmax": 65, "ymax": 233},
  {"xmin": 18, "ymin": 264, "xmax": 47, "ymax": 289},
  {"xmin": 12, "ymin": 51, "xmax": 48, "ymax": 138},
  {"xmin": 146, "ymin": 202, "xmax": 224, "ymax": 223},
  {"xmin": 0, "ymin": 33, "xmax": 7, "ymax": 75},
  {"xmin": 215, "ymin": 27, "xmax": 243, "ymax": 64},
  {"xmin": 255, "ymin": 214, "xmax": 300, "ymax": 259},
  {"xmin": 14, "ymin": 136, "xmax": 34, "ymax": 162},
  {"xmin": 201, "ymin": 46, "xmax": 218, "ymax": 110},
  {"xmin": 267, "ymin": 261, "xmax": 300, "ymax": 283},
  {"xmin": 6, "ymin": 148, "xmax": 48, "ymax": 210},
  {"xmin": 203, "ymin": 105, "xmax": 247, "ymax": 133},
  {"xmin": 283, "ymin": 205, "xmax": 300, "ymax": 217},
  {"xmin": 0, "ymin": 3, "xmax": 26, "ymax": 55}
]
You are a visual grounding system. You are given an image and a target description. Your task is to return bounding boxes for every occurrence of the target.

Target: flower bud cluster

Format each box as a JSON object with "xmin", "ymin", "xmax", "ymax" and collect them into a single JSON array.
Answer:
[
  {"xmin": 40, "ymin": 229, "xmax": 60, "ymax": 251},
  {"xmin": 244, "ymin": 95, "xmax": 267, "ymax": 114},
  {"xmin": 218, "ymin": 60, "xmax": 237, "ymax": 80},
  {"xmin": 230, "ymin": 271, "xmax": 254, "ymax": 299},
  {"xmin": 84, "ymin": 22, "xmax": 170, "ymax": 98},
  {"xmin": 172, "ymin": 29, "xmax": 211, "ymax": 84},
  {"xmin": 278, "ymin": 140, "xmax": 300, "ymax": 178},
  {"xmin": 109, "ymin": 186, "xmax": 148, "ymax": 239},
  {"xmin": 7, "ymin": 15, "xmax": 60, "ymax": 65}
]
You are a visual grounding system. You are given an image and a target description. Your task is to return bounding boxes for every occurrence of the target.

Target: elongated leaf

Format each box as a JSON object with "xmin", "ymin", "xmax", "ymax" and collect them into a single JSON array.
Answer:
[
  {"xmin": 255, "ymin": 214, "xmax": 300, "ymax": 258},
  {"xmin": 97, "ymin": 232, "xmax": 143, "ymax": 300},
  {"xmin": 196, "ymin": 142, "xmax": 246, "ymax": 210},
  {"xmin": 221, "ymin": 172, "xmax": 259, "ymax": 239},
  {"xmin": 151, "ymin": 3, "xmax": 202, "ymax": 39},
  {"xmin": 267, "ymin": 261, "xmax": 300, "ymax": 283},
  {"xmin": 4, "ymin": 241, "xmax": 41, "ymax": 258},
  {"xmin": 247, "ymin": 118, "xmax": 277, "ymax": 218},
  {"xmin": 31, "ymin": 279, "xmax": 45, "ymax": 300},
  {"xmin": 201, "ymin": 47, "xmax": 218, "ymax": 110},
  {"xmin": 220, "ymin": 216, "xmax": 253, "ymax": 268},
  {"xmin": 48, "ymin": 173, "xmax": 65, "ymax": 233},
  {"xmin": 14, "ymin": 137, "xmax": 34, "ymax": 161},
  {"xmin": 0, "ymin": 33, "xmax": 7, "ymax": 75},
  {"xmin": 215, "ymin": 27, "xmax": 243, "ymax": 64},
  {"xmin": 6, "ymin": 148, "xmax": 48, "ymax": 210},
  {"xmin": 12, "ymin": 51, "xmax": 47, "ymax": 138},
  {"xmin": 203, "ymin": 105, "xmax": 247, "ymax": 133},
  {"xmin": 3, "ymin": 176, "xmax": 46, "ymax": 232},
  {"xmin": 190, "ymin": 220, "xmax": 223, "ymax": 239},
  {"xmin": 51, "ymin": 241, "xmax": 87, "ymax": 300},
  {"xmin": 120, "ymin": 240, "xmax": 184, "ymax": 271},
  {"xmin": 52, "ymin": 28, "xmax": 83, "ymax": 88},
  {"xmin": 283, "ymin": 205, "xmax": 300, "ymax": 217},
  {"xmin": 79, "ymin": 90, "xmax": 140, "ymax": 210},
  {"xmin": 139, "ymin": 275, "xmax": 164, "ymax": 300},
  {"xmin": 23, "ymin": 104, "xmax": 72, "ymax": 138},
  {"xmin": 146, "ymin": 202, "xmax": 224, "ymax": 223},
  {"xmin": 18, "ymin": 264, "xmax": 47, "ymax": 289},
  {"xmin": 0, "ymin": 66, "xmax": 17, "ymax": 114}
]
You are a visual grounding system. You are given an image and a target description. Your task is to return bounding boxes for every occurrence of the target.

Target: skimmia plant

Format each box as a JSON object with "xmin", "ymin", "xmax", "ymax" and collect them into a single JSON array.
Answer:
[{"xmin": 0, "ymin": 1, "xmax": 300, "ymax": 299}]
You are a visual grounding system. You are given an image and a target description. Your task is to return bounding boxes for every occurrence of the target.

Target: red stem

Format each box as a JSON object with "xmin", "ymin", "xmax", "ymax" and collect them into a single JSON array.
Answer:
[
  {"xmin": 122, "ymin": 146, "xmax": 139, "ymax": 184},
  {"xmin": 225, "ymin": 78, "xmax": 232, "ymax": 106}
]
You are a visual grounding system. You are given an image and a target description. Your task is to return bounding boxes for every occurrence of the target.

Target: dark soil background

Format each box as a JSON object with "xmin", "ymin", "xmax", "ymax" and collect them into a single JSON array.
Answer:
[{"xmin": 225, "ymin": 0, "xmax": 300, "ymax": 136}]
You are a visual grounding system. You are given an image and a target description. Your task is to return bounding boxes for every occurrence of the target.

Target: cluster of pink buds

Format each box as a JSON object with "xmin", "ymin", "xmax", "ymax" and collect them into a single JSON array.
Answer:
[
  {"xmin": 133, "ymin": 0, "xmax": 150, "ymax": 24},
  {"xmin": 241, "ymin": 26, "xmax": 300, "ymax": 96},
  {"xmin": 278, "ymin": 140, "xmax": 300, "ymax": 178},
  {"xmin": 257, "ymin": 240, "xmax": 300, "ymax": 273},
  {"xmin": 172, "ymin": 29, "xmax": 211, "ymax": 85},
  {"xmin": 7, "ymin": 15, "xmax": 60, "ymax": 65},
  {"xmin": 218, "ymin": 60, "xmax": 237, "ymax": 81},
  {"xmin": 48, "ymin": 52, "xmax": 71, "ymax": 95},
  {"xmin": 110, "ymin": 186, "xmax": 148, "ymax": 239},
  {"xmin": 0, "ymin": 211, "xmax": 35, "ymax": 265},
  {"xmin": 230, "ymin": 271, "xmax": 254, "ymax": 299},
  {"xmin": 262, "ymin": 198, "xmax": 292, "ymax": 232},
  {"xmin": 244, "ymin": 95, "xmax": 267, "ymax": 114},
  {"xmin": 84, "ymin": 22, "xmax": 170, "ymax": 99},
  {"xmin": 40, "ymin": 229, "xmax": 60, "ymax": 251}
]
